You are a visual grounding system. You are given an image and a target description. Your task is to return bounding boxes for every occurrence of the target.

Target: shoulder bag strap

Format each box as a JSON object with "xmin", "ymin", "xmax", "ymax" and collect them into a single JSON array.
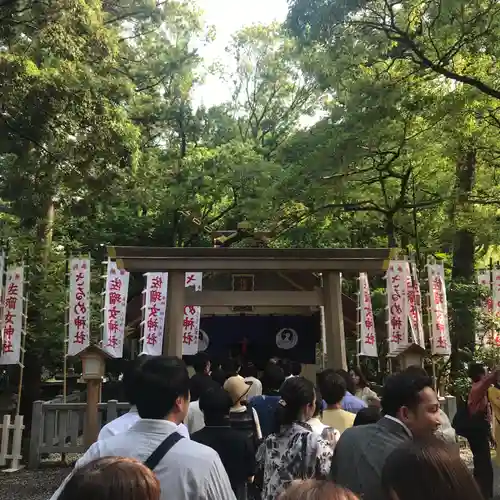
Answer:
[{"xmin": 144, "ymin": 432, "xmax": 184, "ymax": 471}]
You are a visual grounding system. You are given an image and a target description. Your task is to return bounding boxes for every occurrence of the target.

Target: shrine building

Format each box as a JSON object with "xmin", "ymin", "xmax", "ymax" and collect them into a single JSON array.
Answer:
[{"xmin": 112, "ymin": 235, "xmax": 391, "ymax": 375}]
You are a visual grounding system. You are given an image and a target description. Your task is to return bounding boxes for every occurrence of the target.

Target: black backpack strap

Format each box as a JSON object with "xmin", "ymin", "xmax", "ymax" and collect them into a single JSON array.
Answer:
[{"xmin": 144, "ymin": 432, "xmax": 184, "ymax": 471}]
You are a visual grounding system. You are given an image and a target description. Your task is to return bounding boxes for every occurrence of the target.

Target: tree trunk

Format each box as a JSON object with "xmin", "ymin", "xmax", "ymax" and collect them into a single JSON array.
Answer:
[
  {"xmin": 450, "ymin": 146, "xmax": 476, "ymax": 378},
  {"xmin": 385, "ymin": 216, "xmax": 397, "ymax": 247},
  {"xmin": 22, "ymin": 200, "xmax": 55, "ymax": 426},
  {"xmin": 19, "ymin": 352, "xmax": 42, "ymax": 430},
  {"xmin": 452, "ymin": 148, "xmax": 476, "ymax": 280}
]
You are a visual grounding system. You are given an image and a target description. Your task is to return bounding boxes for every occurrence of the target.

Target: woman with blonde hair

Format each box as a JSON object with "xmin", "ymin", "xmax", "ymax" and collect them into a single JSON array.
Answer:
[
  {"xmin": 58, "ymin": 456, "xmax": 160, "ymax": 500},
  {"xmin": 279, "ymin": 480, "xmax": 359, "ymax": 500}
]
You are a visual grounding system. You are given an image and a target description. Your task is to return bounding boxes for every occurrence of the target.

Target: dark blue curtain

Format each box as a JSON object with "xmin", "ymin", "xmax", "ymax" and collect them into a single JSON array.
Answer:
[{"xmin": 199, "ymin": 314, "xmax": 320, "ymax": 364}]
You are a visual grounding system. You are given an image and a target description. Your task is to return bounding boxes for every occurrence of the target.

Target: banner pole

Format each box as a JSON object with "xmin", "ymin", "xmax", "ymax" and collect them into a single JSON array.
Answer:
[
  {"xmin": 356, "ymin": 275, "xmax": 361, "ymax": 368},
  {"xmin": 0, "ymin": 247, "xmax": 6, "ymax": 362},
  {"xmin": 426, "ymin": 256, "xmax": 438, "ymax": 392},
  {"xmin": 140, "ymin": 274, "xmax": 147, "ymax": 358},
  {"xmin": 320, "ymin": 305, "xmax": 326, "ymax": 371},
  {"xmin": 63, "ymin": 254, "xmax": 71, "ymax": 403},
  {"xmin": 100, "ymin": 258, "xmax": 109, "ymax": 349},
  {"xmin": 17, "ymin": 260, "xmax": 28, "ymax": 416}
]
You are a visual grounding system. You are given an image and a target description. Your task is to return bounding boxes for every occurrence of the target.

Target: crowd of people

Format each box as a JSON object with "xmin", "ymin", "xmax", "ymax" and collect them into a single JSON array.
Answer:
[{"xmin": 46, "ymin": 353, "xmax": 498, "ymax": 500}]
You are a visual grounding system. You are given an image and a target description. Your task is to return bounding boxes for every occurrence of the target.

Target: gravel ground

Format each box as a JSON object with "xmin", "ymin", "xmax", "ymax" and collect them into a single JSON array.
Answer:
[
  {"xmin": 0, "ymin": 466, "xmax": 71, "ymax": 500},
  {"xmin": 0, "ymin": 447, "xmax": 495, "ymax": 500}
]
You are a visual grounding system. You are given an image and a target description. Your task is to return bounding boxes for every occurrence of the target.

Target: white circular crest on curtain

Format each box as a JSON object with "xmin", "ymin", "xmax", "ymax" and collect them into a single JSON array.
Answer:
[
  {"xmin": 198, "ymin": 329, "xmax": 210, "ymax": 352},
  {"xmin": 276, "ymin": 328, "xmax": 298, "ymax": 350}
]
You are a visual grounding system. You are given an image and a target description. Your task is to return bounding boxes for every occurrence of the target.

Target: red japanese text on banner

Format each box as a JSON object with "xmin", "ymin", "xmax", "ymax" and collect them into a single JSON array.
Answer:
[
  {"xmin": 411, "ymin": 263, "xmax": 426, "ymax": 349},
  {"xmin": 477, "ymin": 270, "xmax": 492, "ymax": 346},
  {"xmin": 185, "ymin": 272, "xmax": 202, "ymax": 291},
  {"xmin": 387, "ymin": 261, "xmax": 409, "ymax": 355},
  {"xmin": 141, "ymin": 273, "xmax": 168, "ymax": 356},
  {"xmin": 358, "ymin": 273, "xmax": 377, "ymax": 357},
  {"xmin": 0, "ymin": 267, "xmax": 24, "ymax": 365},
  {"xmin": 67, "ymin": 258, "xmax": 91, "ymax": 356},
  {"xmin": 182, "ymin": 272, "xmax": 202, "ymax": 355},
  {"xmin": 492, "ymin": 270, "xmax": 500, "ymax": 346},
  {"xmin": 103, "ymin": 260, "xmax": 130, "ymax": 358},
  {"xmin": 428, "ymin": 263, "xmax": 451, "ymax": 355}
]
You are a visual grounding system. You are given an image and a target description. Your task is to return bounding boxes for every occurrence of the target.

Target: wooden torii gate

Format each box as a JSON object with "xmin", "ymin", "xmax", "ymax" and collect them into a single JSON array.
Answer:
[{"xmin": 108, "ymin": 247, "xmax": 392, "ymax": 370}]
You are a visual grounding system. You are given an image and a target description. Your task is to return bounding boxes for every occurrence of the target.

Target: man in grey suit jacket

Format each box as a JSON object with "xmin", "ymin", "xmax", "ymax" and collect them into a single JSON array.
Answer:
[{"xmin": 331, "ymin": 371, "xmax": 441, "ymax": 500}]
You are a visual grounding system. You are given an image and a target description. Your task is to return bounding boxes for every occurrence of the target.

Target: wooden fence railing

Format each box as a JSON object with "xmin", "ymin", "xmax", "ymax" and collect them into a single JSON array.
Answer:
[
  {"xmin": 0, "ymin": 414, "xmax": 24, "ymax": 471},
  {"xmin": 29, "ymin": 400, "xmax": 130, "ymax": 469},
  {"xmin": 26, "ymin": 395, "xmax": 458, "ymax": 470}
]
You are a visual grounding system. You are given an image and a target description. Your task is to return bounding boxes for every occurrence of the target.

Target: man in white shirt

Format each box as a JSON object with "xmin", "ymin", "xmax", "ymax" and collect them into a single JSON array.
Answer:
[
  {"xmin": 186, "ymin": 399, "xmax": 205, "ymax": 434},
  {"xmin": 241, "ymin": 363, "xmax": 262, "ymax": 401},
  {"xmin": 98, "ymin": 355, "xmax": 189, "ymax": 441},
  {"xmin": 50, "ymin": 356, "xmax": 235, "ymax": 500}
]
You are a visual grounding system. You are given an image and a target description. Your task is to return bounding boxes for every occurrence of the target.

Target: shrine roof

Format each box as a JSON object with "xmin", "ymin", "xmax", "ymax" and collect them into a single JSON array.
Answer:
[{"xmin": 108, "ymin": 246, "xmax": 395, "ymax": 273}]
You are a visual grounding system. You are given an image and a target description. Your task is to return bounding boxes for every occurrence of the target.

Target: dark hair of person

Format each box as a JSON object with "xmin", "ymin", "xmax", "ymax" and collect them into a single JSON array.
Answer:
[
  {"xmin": 381, "ymin": 439, "xmax": 483, "ymax": 500},
  {"xmin": 312, "ymin": 387, "xmax": 323, "ymax": 418},
  {"xmin": 122, "ymin": 355, "xmax": 153, "ymax": 405},
  {"xmin": 404, "ymin": 365, "xmax": 429, "ymax": 378},
  {"xmin": 278, "ymin": 480, "xmax": 359, "ymax": 500},
  {"xmin": 192, "ymin": 352, "xmax": 209, "ymax": 374},
  {"xmin": 199, "ymin": 386, "xmax": 232, "ymax": 426},
  {"xmin": 351, "ymin": 366, "xmax": 369, "ymax": 388},
  {"xmin": 468, "ymin": 363, "xmax": 486, "ymax": 383},
  {"xmin": 222, "ymin": 358, "xmax": 239, "ymax": 377},
  {"xmin": 317, "ymin": 370, "xmax": 346, "ymax": 406},
  {"xmin": 335, "ymin": 369, "xmax": 356, "ymax": 394},
  {"xmin": 211, "ymin": 367, "xmax": 228, "ymax": 386},
  {"xmin": 273, "ymin": 376, "xmax": 315, "ymax": 433},
  {"xmin": 58, "ymin": 457, "xmax": 161, "ymax": 500},
  {"xmin": 240, "ymin": 362, "xmax": 258, "ymax": 379},
  {"xmin": 353, "ymin": 406, "xmax": 382, "ymax": 426},
  {"xmin": 134, "ymin": 356, "xmax": 190, "ymax": 419},
  {"xmin": 280, "ymin": 359, "xmax": 292, "ymax": 377},
  {"xmin": 381, "ymin": 371, "xmax": 434, "ymax": 418},
  {"xmin": 290, "ymin": 361, "xmax": 302, "ymax": 377},
  {"xmin": 262, "ymin": 363, "xmax": 286, "ymax": 393}
]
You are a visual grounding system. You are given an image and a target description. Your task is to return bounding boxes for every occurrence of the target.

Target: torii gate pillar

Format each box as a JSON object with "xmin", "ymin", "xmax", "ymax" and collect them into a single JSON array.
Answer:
[
  {"xmin": 322, "ymin": 272, "xmax": 347, "ymax": 370},
  {"xmin": 163, "ymin": 271, "xmax": 185, "ymax": 358}
]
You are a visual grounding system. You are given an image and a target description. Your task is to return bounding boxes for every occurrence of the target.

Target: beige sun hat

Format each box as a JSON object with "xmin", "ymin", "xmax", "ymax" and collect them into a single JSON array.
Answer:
[{"xmin": 223, "ymin": 375, "xmax": 251, "ymax": 404}]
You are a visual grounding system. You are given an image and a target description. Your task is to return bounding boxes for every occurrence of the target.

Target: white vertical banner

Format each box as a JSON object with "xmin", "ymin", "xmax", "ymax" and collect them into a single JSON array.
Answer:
[
  {"xmin": 141, "ymin": 273, "xmax": 168, "ymax": 356},
  {"xmin": 0, "ymin": 267, "xmax": 24, "ymax": 365},
  {"xmin": 411, "ymin": 263, "xmax": 426, "ymax": 349},
  {"xmin": 320, "ymin": 306, "xmax": 327, "ymax": 358},
  {"xmin": 386, "ymin": 261, "xmax": 409, "ymax": 354},
  {"xmin": 428, "ymin": 262, "xmax": 451, "ymax": 355},
  {"xmin": 182, "ymin": 272, "xmax": 203, "ymax": 355},
  {"xmin": 492, "ymin": 270, "xmax": 500, "ymax": 346},
  {"xmin": 102, "ymin": 260, "xmax": 130, "ymax": 358},
  {"xmin": 358, "ymin": 273, "xmax": 377, "ymax": 357},
  {"xmin": 477, "ymin": 270, "xmax": 492, "ymax": 346},
  {"xmin": 406, "ymin": 262, "xmax": 420, "ymax": 346},
  {"xmin": 67, "ymin": 258, "xmax": 91, "ymax": 356}
]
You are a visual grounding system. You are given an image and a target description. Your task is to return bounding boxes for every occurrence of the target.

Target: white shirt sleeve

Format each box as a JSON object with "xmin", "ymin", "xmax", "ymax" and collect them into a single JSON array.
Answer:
[
  {"xmin": 201, "ymin": 455, "xmax": 237, "ymax": 500},
  {"xmin": 252, "ymin": 407, "xmax": 263, "ymax": 440},
  {"xmin": 177, "ymin": 423, "xmax": 190, "ymax": 439},
  {"xmin": 97, "ymin": 424, "xmax": 114, "ymax": 442}
]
